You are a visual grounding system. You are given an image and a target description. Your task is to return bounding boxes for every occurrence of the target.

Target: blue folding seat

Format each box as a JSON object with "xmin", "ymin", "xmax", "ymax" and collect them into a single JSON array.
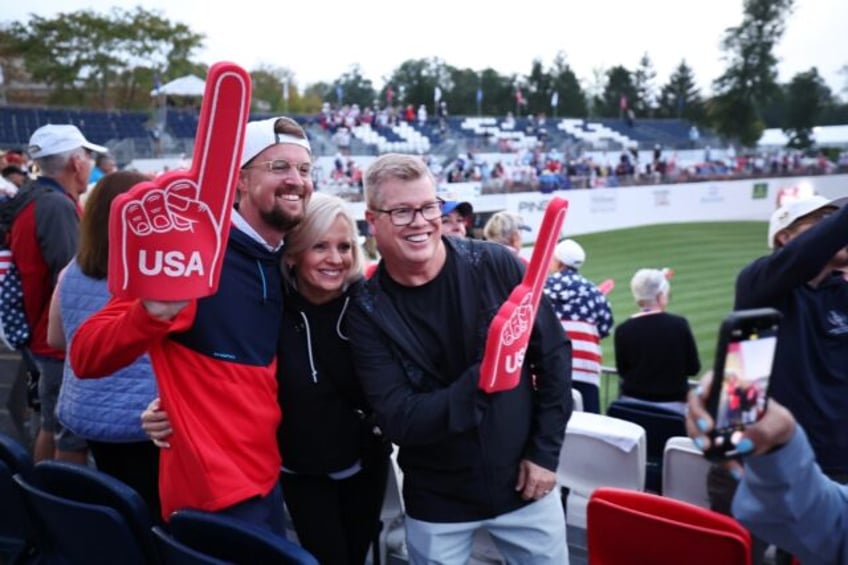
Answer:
[
  {"xmin": 607, "ymin": 399, "xmax": 687, "ymax": 493},
  {"xmin": 0, "ymin": 433, "xmax": 35, "ymax": 563},
  {"xmin": 170, "ymin": 508, "xmax": 319, "ymax": 564},
  {"xmin": 152, "ymin": 525, "xmax": 226, "ymax": 564},
  {"xmin": 14, "ymin": 461, "xmax": 159, "ymax": 565}
]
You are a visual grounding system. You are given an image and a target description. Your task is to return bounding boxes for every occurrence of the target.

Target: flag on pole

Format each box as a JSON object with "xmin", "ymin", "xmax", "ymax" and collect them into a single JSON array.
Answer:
[
  {"xmin": 516, "ymin": 87, "xmax": 526, "ymax": 106},
  {"xmin": 551, "ymin": 91, "xmax": 559, "ymax": 108},
  {"xmin": 282, "ymin": 79, "xmax": 289, "ymax": 103},
  {"xmin": 434, "ymin": 85, "xmax": 442, "ymax": 103},
  {"xmin": 476, "ymin": 87, "xmax": 483, "ymax": 104},
  {"xmin": 336, "ymin": 85, "xmax": 344, "ymax": 103},
  {"xmin": 619, "ymin": 94, "xmax": 628, "ymax": 110},
  {"xmin": 386, "ymin": 85, "xmax": 394, "ymax": 105}
]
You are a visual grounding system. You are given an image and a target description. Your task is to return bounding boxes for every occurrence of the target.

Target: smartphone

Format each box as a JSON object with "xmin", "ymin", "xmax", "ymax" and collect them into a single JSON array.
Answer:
[{"xmin": 704, "ymin": 308, "xmax": 781, "ymax": 461}]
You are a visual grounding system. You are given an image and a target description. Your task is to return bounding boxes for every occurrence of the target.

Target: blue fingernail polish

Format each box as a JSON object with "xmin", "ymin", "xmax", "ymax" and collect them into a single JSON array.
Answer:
[
  {"xmin": 697, "ymin": 418, "xmax": 709, "ymax": 433},
  {"xmin": 693, "ymin": 437, "xmax": 705, "ymax": 450},
  {"xmin": 735, "ymin": 438, "xmax": 754, "ymax": 454}
]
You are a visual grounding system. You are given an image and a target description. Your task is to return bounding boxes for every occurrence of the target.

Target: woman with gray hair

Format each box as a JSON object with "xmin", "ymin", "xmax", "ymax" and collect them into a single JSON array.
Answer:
[{"xmin": 612, "ymin": 268, "xmax": 701, "ymax": 414}]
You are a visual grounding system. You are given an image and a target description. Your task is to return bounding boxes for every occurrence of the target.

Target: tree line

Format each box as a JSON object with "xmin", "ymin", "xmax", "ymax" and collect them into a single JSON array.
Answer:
[{"xmin": 1, "ymin": 0, "xmax": 846, "ymax": 149}]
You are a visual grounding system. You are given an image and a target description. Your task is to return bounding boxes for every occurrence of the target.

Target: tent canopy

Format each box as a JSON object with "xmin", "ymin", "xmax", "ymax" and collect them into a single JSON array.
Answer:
[{"xmin": 151, "ymin": 75, "xmax": 205, "ymax": 97}]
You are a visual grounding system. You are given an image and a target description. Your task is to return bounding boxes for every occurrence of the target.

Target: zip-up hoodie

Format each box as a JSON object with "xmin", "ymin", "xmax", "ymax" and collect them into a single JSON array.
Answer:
[
  {"xmin": 70, "ymin": 226, "xmax": 284, "ymax": 521},
  {"xmin": 276, "ymin": 288, "xmax": 368, "ymax": 474}
]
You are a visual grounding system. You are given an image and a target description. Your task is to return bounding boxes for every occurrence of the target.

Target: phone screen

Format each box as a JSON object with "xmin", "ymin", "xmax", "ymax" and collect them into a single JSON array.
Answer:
[{"xmin": 710, "ymin": 320, "xmax": 779, "ymax": 457}]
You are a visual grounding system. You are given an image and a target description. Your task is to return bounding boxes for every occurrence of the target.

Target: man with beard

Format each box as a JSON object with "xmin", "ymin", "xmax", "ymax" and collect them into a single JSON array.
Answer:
[{"xmin": 70, "ymin": 116, "xmax": 313, "ymax": 533}]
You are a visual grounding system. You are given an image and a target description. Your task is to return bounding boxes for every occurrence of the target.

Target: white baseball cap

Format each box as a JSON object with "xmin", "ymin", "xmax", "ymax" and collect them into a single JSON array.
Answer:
[
  {"xmin": 767, "ymin": 195, "xmax": 848, "ymax": 248},
  {"xmin": 554, "ymin": 239, "xmax": 586, "ymax": 268},
  {"xmin": 240, "ymin": 117, "xmax": 311, "ymax": 168},
  {"xmin": 28, "ymin": 124, "xmax": 107, "ymax": 159}
]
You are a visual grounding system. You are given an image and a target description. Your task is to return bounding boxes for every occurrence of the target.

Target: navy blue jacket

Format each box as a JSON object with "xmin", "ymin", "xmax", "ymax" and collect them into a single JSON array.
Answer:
[{"xmin": 735, "ymin": 204, "xmax": 848, "ymax": 475}]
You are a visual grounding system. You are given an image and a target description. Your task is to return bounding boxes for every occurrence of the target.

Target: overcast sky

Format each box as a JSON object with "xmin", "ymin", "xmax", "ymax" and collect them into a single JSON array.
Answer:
[{"xmin": 4, "ymin": 0, "xmax": 847, "ymax": 97}]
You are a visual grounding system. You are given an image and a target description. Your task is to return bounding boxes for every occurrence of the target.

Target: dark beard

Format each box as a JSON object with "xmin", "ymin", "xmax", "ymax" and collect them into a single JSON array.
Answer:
[{"xmin": 261, "ymin": 206, "xmax": 303, "ymax": 232}]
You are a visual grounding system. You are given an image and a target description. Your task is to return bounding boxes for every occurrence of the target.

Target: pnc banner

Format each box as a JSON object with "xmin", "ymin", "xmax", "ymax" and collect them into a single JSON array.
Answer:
[
  {"xmin": 479, "ymin": 196, "xmax": 568, "ymax": 393},
  {"xmin": 108, "ymin": 62, "xmax": 252, "ymax": 300}
]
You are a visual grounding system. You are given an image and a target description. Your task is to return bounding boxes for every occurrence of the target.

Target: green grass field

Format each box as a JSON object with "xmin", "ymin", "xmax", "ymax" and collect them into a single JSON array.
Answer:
[{"xmin": 556, "ymin": 221, "xmax": 769, "ymax": 407}]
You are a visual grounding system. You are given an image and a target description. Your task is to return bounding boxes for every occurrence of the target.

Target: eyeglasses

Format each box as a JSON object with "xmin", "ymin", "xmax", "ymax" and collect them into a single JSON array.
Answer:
[
  {"xmin": 244, "ymin": 159, "xmax": 312, "ymax": 178},
  {"xmin": 373, "ymin": 198, "xmax": 445, "ymax": 227}
]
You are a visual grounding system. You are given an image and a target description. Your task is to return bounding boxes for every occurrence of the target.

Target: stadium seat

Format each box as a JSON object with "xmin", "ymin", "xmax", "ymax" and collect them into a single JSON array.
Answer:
[
  {"xmin": 14, "ymin": 460, "xmax": 158, "ymax": 565},
  {"xmin": 662, "ymin": 436, "xmax": 713, "ymax": 509},
  {"xmin": 0, "ymin": 433, "xmax": 35, "ymax": 563},
  {"xmin": 606, "ymin": 399, "xmax": 687, "ymax": 493},
  {"xmin": 557, "ymin": 411, "xmax": 646, "ymax": 529},
  {"xmin": 571, "ymin": 388, "xmax": 584, "ymax": 412},
  {"xmin": 169, "ymin": 509, "xmax": 319, "ymax": 564},
  {"xmin": 152, "ymin": 525, "xmax": 226, "ymax": 564},
  {"xmin": 587, "ymin": 487, "xmax": 751, "ymax": 564}
]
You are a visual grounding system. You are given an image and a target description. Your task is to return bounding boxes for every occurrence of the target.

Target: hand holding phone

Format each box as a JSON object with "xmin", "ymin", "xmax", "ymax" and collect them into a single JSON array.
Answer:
[{"xmin": 703, "ymin": 308, "xmax": 781, "ymax": 461}]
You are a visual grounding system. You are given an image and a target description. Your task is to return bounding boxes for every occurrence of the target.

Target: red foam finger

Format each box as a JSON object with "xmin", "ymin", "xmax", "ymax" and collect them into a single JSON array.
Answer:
[
  {"xmin": 191, "ymin": 63, "xmax": 252, "ymax": 227},
  {"xmin": 141, "ymin": 190, "xmax": 173, "ymax": 232},
  {"xmin": 125, "ymin": 201, "xmax": 152, "ymax": 236},
  {"xmin": 598, "ymin": 278, "xmax": 615, "ymax": 295},
  {"xmin": 168, "ymin": 180, "xmax": 199, "ymax": 202},
  {"xmin": 479, "ymin": 197, "xmax": 568, "ymax": 393},
  {"xmin": 107, "ymin": 63, "xmax": 252, "ymax": 300}
]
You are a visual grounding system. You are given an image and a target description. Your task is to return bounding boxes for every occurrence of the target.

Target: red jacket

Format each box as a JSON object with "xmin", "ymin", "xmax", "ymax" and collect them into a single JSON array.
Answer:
[
  {"xmin": 70, "ymin": 226, "xmax": 285, "ymax": 520},
  {"xmin": 71, "ymin": 298, "xmax": 281, "ymax": 520},
  {"xmin": 9, "ymin": 178, "xmax": 80, "ymax": 359}
]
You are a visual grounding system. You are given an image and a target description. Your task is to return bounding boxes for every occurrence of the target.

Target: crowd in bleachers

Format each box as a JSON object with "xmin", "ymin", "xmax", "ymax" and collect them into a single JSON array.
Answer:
[
  {"xmin": 2, "ymin": 103, "xmax": 847, "ymax": 202},
  {"xmin": 2, "ymin": 107, "xmax": 848, "ymax": 564}
]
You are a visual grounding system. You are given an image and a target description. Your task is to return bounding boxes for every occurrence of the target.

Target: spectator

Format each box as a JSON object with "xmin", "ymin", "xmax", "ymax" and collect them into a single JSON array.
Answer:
[
  {"xmin": 88, "ymin": 153, "xmax": 116, "ymax": 186},
  {"xmin": 347, "ymin": 153, "xmax": 572, "ymax": 564},
  {"xmin": 614, "ymin": 268, "xmax": 700, "ymax": 414},
  {"xmin": 144, "ymin": 193, "xmax": 390, "ymax": 562},
  {"xmin": 440, "ymin": 200, "xmax": 473, "ymax": 238},
  {"xmin": 544, "ymin": 239, "xmax": 613, "ymax": 413},
  {"xmin": 47, "ymin": 170, "xmax": 161, "ymax": 520},
  {"xmin": 709, "ymin": 194, "xmax": 848, "ymax": 564},
  {"xmin": 2, "ymin": 165, "xmax": 28, "ymax": 190},
  {"xmin": 277, "ymin": 193, "xmax": 390, "ymax": 563},
  {"xmin": 12, "ymin": 124, "xmax": 106, "ymax": 463},
  {"xmin": 69, "ymin": 116, "xmax": 314, "ymax": 532},
  {"xmin": 686, "ymin": 377, "xmax": 846, "ymax": 565},
  {"xmin": 482, "ymin": 210, "xmax": 531, "ymax": 261},
  {"xmin": 437, "ymin": 100, "xmax": 448, "ymax": 135}
]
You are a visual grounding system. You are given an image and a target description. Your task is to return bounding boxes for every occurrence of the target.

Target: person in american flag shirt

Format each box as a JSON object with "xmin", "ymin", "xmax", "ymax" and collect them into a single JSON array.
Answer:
[{"xmin": 543, "ymin": 239, "xmax": 613, "ymax": 413}]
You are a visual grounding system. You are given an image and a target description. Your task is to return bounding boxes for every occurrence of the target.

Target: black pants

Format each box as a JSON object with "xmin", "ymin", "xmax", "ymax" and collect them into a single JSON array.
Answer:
[
  {"xmin": 280, "ymin": 457, "xmax": 389, "ymax": 565},
  {"xmin": 87, "ymin": 439, "xmax": 162, "ymax": 523}
]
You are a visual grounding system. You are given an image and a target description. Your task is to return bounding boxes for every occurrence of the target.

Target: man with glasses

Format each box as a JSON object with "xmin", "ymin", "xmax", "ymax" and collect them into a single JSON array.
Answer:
[
  {"xmin": 11, "ymin": 124, "xmax": 106, "ymax": 463},
  {"xmin": 348, "ymin": 153, "xmax": 571, "ymax": 564},
  {"xmin": 708, "ymin": 194, "xmax": 848, "ymax": 564},
  {"xmin": 71, "ymin": 116, "xmax": 313, "ymax": 532}
]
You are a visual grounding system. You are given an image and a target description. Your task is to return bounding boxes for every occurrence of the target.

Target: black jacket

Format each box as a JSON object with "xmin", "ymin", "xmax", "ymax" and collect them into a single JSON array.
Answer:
[
  {"xmin": 348, "ymin": 237, "xmax": 572, "ymax": 522},
  {"xmin": 277, "ymin": 286, "xmax": 380, "ymax": 475}
]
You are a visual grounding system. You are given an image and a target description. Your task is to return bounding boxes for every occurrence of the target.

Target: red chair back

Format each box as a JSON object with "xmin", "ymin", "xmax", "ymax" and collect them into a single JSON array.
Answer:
[{"xmin": 587, "ymin": 487, "xmax": 751, "ymax": 565}]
